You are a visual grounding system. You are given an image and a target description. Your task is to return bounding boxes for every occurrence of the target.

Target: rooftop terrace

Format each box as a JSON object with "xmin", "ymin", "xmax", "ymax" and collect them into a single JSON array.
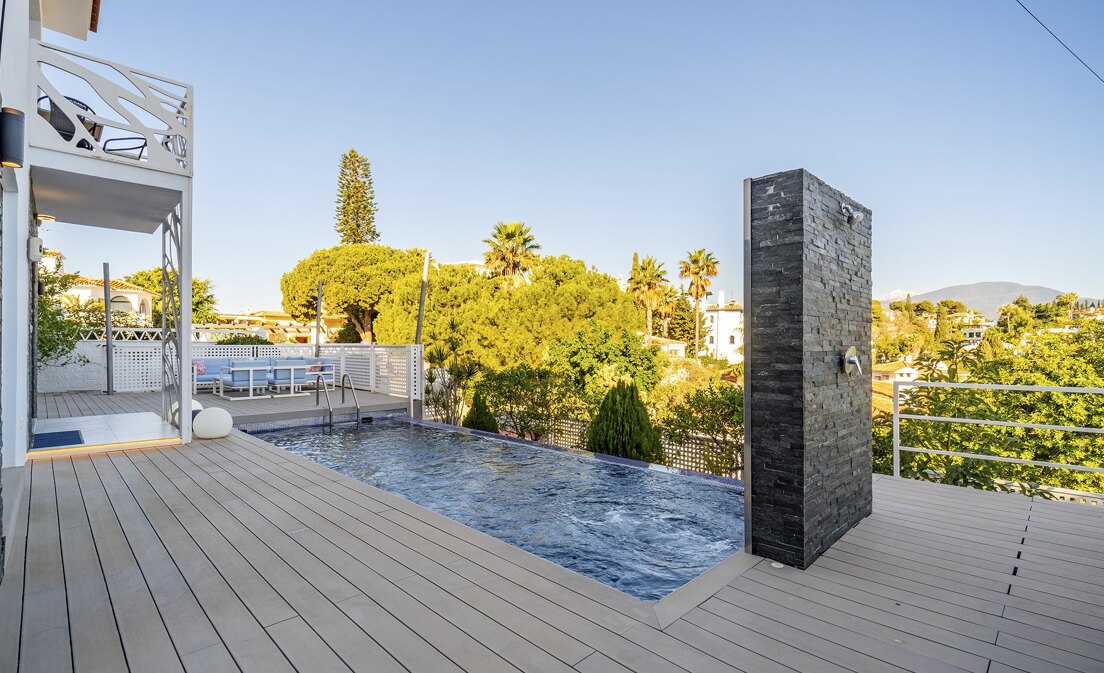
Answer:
[{"xmin": 2, "ymin": 419, "xmax": 1101, "ymax": 673}]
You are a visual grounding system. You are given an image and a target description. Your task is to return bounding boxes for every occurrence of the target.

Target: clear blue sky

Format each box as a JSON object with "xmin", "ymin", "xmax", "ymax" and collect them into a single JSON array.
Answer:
[{"xmin": 43, "ymin": 0, "xmax": 1104, "ymax": 311}]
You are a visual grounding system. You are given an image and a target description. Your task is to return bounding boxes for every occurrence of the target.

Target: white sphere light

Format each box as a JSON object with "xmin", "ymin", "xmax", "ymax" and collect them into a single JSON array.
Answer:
[{"xmin": 192, "ymin": 407, "xmax": 233, "ymax": 439}]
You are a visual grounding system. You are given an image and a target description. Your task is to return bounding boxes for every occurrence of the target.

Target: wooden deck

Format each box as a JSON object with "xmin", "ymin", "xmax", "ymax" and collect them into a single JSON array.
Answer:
[
  {"xmin": 2, "ymin": 432, "xmax": 1103, "ymax": 672},
  {"xmin": 35, "ymin": 389, "xmax": 409, "ymax": 425}
]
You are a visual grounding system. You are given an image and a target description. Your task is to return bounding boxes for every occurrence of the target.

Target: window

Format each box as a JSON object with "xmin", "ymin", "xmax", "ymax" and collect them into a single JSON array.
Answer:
[
  {"xmin": 708, "ymin": 336, "xmax": 714, "ymax": 344},
  {"xmin": 110, "ymin": 296, "xmax": 132, "ymax": 312},
  {"xmin": 728, "ymin": 335, "xmax": 735, "ymax": 345}
]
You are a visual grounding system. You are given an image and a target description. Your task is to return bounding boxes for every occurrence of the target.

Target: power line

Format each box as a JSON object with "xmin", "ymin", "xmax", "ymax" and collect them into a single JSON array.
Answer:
[{"xmin": 1014, "ymin": 0, "xmax": 1104, "ymax": 85}]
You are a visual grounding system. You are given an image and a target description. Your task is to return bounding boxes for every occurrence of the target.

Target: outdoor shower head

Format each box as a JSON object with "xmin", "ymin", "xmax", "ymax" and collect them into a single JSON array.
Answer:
[{"xmin": 840, "ymin": 202, "xmax": 865, "ymax": 225}]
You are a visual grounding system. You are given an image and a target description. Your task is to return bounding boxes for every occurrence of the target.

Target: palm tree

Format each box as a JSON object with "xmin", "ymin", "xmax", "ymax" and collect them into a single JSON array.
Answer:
[
  {"xmin": 655, "ymin": 285, "xmax": 679, "ymax": 338},
  {"xmin": 483, "ymin": 221, "xmax": 540, "ymax": 286},
  {"xmin": 628, "ymin": 254, "xmax": 668, "ymax": 341},
  {"xmin": 678, "ymin": 249, "xmax": 719, "ymax": 358}
]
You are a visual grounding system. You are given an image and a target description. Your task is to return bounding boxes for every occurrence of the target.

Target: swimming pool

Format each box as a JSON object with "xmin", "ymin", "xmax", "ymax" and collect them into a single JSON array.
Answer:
[{"xmin": 262, "ymin": 420, "xmax": 744, "ymax": 600}]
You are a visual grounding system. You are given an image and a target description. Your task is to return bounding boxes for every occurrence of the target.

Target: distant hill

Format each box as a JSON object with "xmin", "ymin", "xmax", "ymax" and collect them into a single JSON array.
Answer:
[{"xmin": 879, "ymin": 282, "xmax": 1099, "ymax": 319}]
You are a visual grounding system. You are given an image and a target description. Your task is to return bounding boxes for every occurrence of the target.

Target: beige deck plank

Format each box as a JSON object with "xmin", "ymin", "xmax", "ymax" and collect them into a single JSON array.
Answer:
[
  {"xmin": 7, "ymin": 416, "xmax": 1104, "ymax": 673},
  {"xmin": 111, "ymin": 451, "xmax": 296, "ymax": 672},
  {"xmin": 202, "ymin": 439, "xmax": 600, "ymax": 669},
  {"xmin": 0, "ymin": 465, "xmax": 32, "ymax": 673},
  {"xmin": 18, "ymin": 460, "xmax": 73, "ymax": 673},
  {"xmin": 265, "ymin": 617, "xmax": 354, "ymax": 673},
  {"xmin": 88, "ymin": 453, "xmax": 226, "ymax": 659},
  {"xmin": 53, "ymin": 458, "xmax": 128, "ymax": 673},
  {"xmin": 151, "ymin": 444, "xmax": 423, "ymax": 673},
  {"xmin": 69, "ymin": 455, "xmax": 185, "ymax": 673}
]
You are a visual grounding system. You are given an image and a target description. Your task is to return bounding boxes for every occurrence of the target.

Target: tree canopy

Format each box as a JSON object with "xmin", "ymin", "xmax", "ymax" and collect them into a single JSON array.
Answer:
[
  {"xmin": 375, "ymin": 254, "xmax": 642, "ymax": 370},
  {"xmin": 124, "ymin": 268, "xmax": 219, "ymax": 324},
  {"xmin": 280, "ymin": 244, "xmax": 423, "ymax": 343},
  {"xmin": 547, "ymin": 321, "xmax": 661, "ymax": 417}
]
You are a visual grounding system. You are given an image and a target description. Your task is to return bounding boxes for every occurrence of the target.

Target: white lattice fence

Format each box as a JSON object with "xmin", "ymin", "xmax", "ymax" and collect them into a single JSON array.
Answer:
[
  {"xmin": 40, "ymin": 342, "xmax": 422, "ymax": 395},
  {"xmin": 114, "ymin": 344, "xmax": 164, "ymax": 391}
]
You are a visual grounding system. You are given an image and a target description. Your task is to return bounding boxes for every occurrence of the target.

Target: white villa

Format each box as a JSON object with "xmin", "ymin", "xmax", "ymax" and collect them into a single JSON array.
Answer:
[
  {"xmin": 44, "ymin": 250, "xmax": 155, "ymax": 319},
  {"xmin": 703, "ymin": 290, "xmax": 744, "ymax": 363}
]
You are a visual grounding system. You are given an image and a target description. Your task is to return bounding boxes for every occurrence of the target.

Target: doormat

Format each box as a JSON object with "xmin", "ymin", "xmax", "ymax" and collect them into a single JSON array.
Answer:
[{"xmin": 32, "ymin": 430, "xmax": 84, "ymax": 450}]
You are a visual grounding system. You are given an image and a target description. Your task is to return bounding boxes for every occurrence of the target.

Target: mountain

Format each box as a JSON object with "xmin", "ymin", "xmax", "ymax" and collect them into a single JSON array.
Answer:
[{"xmin": 879, "ymin": 282, "xmax": 1098, "ymax": 319}]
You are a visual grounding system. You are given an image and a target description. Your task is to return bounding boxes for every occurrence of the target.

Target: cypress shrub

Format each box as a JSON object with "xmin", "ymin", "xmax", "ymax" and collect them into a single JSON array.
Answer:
[
  {"xmin": 462, "ymin": 390, "xmax": 499, "ymax": 433},
  {"xmin": 586, "ymin": 381, "xmax": 664, "ymax": 463}
]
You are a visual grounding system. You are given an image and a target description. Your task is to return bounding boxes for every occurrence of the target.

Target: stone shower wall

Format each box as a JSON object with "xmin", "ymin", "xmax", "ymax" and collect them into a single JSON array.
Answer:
[{"xmin": 747, "ymin": 168, "xmax": 872, "ymax": 568}]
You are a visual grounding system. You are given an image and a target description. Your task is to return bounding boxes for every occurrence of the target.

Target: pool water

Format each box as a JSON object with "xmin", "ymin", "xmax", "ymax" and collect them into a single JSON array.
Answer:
[{"xmin": 262, "ymin": 420, "xmax": 745, "ymax": 600}]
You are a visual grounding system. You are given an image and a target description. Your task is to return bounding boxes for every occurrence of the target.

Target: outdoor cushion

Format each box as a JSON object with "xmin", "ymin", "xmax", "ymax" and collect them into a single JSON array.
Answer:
[
  {"xmin": 225, "ymin": 359, "xmax": 269, "ymax": 387},
  {"xmin": 272, "ymin": 359, "xmax": 309, "ymax": 384},
  {"xmin": 192, "ymin": 359, "xmax": 206, "ymax": 375}
]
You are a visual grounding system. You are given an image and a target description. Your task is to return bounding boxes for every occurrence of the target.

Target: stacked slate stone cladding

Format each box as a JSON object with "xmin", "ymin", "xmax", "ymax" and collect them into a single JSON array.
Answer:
[{"xmin": 747, "ymin": 168, "xmax": 872, "ymax": 569}]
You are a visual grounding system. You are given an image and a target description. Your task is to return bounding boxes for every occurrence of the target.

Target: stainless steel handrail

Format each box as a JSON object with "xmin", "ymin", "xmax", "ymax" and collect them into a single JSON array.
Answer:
[
  {"xmin": 892, "ymin": 380, "xmax": 1104, "ymax": 477},
  {"xmin": 341, "ymin": 373, "xmax": 362, "ymax": 427},
  {"xmin": 314, "ymin": 373, "xmax": 333, "ymax": 428}
]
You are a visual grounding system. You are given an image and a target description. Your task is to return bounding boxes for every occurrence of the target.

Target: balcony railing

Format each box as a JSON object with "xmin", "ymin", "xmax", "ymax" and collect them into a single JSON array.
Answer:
[
  {"xmin": 892, "ymin": 380, "xmax": 1104, "ymax": 492},
  {"xmin": 30, "ymin": 40, "xmax": 192, "ymax": 176}
]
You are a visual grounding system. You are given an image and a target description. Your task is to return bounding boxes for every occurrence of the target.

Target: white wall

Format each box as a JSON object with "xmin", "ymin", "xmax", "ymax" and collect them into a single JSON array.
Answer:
[
  {"xmin": 705, "ymin": 309, "xmax": 744, "ymax": 363},
  {"xmin": 2, "ymin": 0, "xmax": 39, "ymax": 467},
  {"xmin": 37, "ymin": 342, "xmax": 109, "ymax": 393}
]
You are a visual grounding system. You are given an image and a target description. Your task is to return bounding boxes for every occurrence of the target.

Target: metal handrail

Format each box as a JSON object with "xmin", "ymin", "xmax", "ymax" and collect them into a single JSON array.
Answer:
[
  {"xmin": 341, "ymin": 373, "xmax": 362, "ymax": 427},
  {"xmin": 892, "ymin": 380, "xmax": 1104, "ymax": 477},
  {"xmin": 314, "ymin": 373, "xmax": 333, "ymax": 428}
]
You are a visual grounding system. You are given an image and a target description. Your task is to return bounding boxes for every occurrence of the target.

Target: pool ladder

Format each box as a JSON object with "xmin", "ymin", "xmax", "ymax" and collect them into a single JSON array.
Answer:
[{"xmin": 314, "ymin": 373, "xmax": 362, "ymax": 430}]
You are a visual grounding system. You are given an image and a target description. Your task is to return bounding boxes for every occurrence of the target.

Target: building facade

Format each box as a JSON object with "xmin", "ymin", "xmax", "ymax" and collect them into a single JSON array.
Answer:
[
  {"xmin": 703, "ymin": 290, "xmax": 744, "ymax": 363},
  {"xmin": 1, "ymin": 0, "xmax": 195, "ymax": 475}
]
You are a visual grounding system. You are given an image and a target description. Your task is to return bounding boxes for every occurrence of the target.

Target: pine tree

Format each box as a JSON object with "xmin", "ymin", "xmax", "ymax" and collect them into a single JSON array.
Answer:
[
  {"xmin": 334, "ymin": 149, "xmax": 379, "ymax": 244},
  {"xmin": 586, "ymin": 381, "xmax": 664, "ymax": 463},
  {"xmin": 462, "ymin": 390, "xmax": 500, "ymax": 433}
]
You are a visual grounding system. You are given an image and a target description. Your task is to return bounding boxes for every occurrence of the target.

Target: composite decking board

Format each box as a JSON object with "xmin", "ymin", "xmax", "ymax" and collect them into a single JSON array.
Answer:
[
  {"xmin": 713, "ymin": 585, "xmax": 978, "ymax": 673},
  {"xmin": 842, "ymin": 527, "xmax": 1015, "ymax": 573},
  {"xmin": 849, "ymin": 520, "xmax": 1020, "ymax": 566},
  {"xmin": 227, "ymin": 429, "xmax": 662, "ymax": 629},
  {"xmin": 865, "ymin": 510, "xmax": 1028, "ymax": 548},
  {"xmin": 829, "ymin": 538, "xmax": 1015, "ymax": 590},
  {"xmin": 146, "ymin": 460, "xmax": 412, "ymax": 673},
  {"xmin": 0, "ymin": 462, "xmax": 32, "ymax": 673},
  {"xmin": 157, "ymin": 441, "xmax": 503, "ymax": 670},
  {"xmin": 130, "ymin": 451, "xmax": 300, "ymax": 628},
  {"xmin": 658, "ymin": 619, "xmax": 803, "ymax": 673},
  {"xmin": 994, "ymin": 632, "xmax": 1094, "ymax": 673},
  {"xmin": 19, "ymin": 460, "xmax": 73, "ymax": 673},
  {"xmin": 264, "ymin": 616, "xmax": 354, "ymax": 673},
  {"xmin": 697, "ymin": 598, "xmax": 920, "ymax": 673},
  {"xmin": 52, "ymin": 458, "xmax": 130, "ymax": 673},
  {"xmin": 820, "ymin": 547, "xmax": 1013, "ymax": 602},
  {"xmin": 733, "ymin": 572, "xmax": 1057, "ymax": 673},
  {"xmin": 6, "ymin": 437, "xmax": 1104, "ymax": 672},
  {"xmin": 1026, "ymin": 513, "xmax": 1104, "ymax": 540},
  {"xmin": 108, "ymin": 452, "xmax": 296, "ymax": 673},
  {"xmin": 678, "ymin": 607, "xmax": 856, "ymax": 673},
  {"xmin": 88, "ymin": 453, "xmax": 227, "ymax": 659},
  {"xmin": 68, "ymin": 455, "xmax": 186, "ymax": 673},
  {"xmin": 194, "ymin": 438, "xmax": 622, "ymax": 671},
  {"xmin": 1012, "ymin": 564, "xmax": 1104, "ymax": 599},
  {"xmin": 617, "ymin": 622, "xmax": 745, "ymax": 673},
  {"xmin": 742, "ymin": 567, "xmax": 999, "ymax": 647}
]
